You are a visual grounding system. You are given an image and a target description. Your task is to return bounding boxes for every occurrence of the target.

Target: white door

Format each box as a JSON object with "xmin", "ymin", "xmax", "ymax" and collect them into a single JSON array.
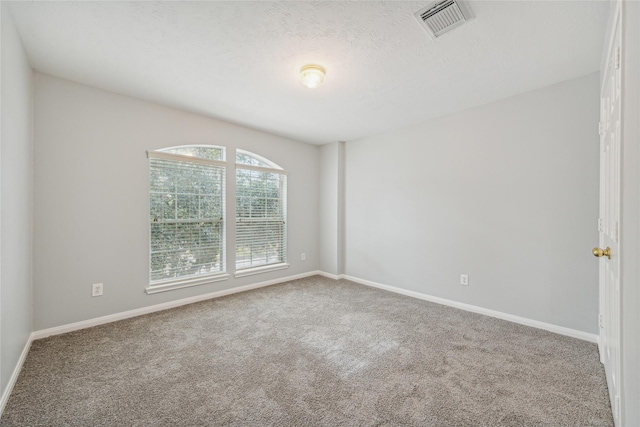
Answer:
[{"xmin": 596, "ymin": 3, "xmax": 622, "ymax": 424}]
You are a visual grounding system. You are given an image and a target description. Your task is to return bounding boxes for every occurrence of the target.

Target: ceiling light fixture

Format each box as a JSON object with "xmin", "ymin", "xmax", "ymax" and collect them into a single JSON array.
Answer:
[{"xmin": 299, "ymin": 64, "xmax": 326, "ymax": 89}]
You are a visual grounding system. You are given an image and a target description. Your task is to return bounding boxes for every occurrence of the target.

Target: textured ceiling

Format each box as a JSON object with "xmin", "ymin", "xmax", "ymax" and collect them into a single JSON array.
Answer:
[{"xmin": 7, "ymin": 1, "xmax": 608, "ymax": 145}]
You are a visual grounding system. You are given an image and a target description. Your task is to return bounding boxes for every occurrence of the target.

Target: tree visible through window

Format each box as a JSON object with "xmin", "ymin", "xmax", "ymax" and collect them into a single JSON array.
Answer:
[
  {"xmin": 148, "ymin": 146, "xmax": 226, "ymax": 284},
  {"xmin": 236, "ymin": 150, "xmax": 287, "ymax": 270}
]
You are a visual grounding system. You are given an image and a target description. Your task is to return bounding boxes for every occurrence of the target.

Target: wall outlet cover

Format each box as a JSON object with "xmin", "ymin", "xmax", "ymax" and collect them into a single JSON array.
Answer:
[{"xmin": 92, "ymin": 283, "xmax": 104, "ymax": 297}]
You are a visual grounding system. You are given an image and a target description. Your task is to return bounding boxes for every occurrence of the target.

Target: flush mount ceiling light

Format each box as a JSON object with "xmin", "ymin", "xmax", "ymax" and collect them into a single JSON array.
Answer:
[{"xmin": 299, "ymin": 64, "xmax": 326, "ymax": 89}]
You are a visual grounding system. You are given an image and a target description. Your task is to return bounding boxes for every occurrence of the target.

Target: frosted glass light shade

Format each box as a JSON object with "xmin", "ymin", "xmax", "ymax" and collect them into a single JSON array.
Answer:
[{"xmin": 299, "ymin": 64, "xmax": 326, "ymax": 89}]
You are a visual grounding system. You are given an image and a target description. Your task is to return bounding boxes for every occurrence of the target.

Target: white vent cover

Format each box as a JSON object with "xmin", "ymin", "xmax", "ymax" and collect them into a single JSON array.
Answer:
[{"xmin": 415, "ymin": 0, "xmax": 469, "ymax": 38}]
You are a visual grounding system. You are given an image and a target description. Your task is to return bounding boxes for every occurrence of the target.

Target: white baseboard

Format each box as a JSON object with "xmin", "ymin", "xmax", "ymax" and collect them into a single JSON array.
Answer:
[
  {"xmin": 33, "ymin": 270, "xmax": 321, "ymax": 340},
  {"xmin": 339, "ymin": 274, "xmax": 599, "ymax": 343},
  {"xmin": 317, "ymin": 271, "xmax": 345, "ymax": 280},
  {"xmin": 0, "ymin": 333, "xmax": 34, "ymax": 415}
]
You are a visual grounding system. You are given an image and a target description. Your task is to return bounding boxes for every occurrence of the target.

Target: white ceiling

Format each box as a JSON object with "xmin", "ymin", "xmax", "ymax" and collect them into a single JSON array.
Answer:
[{"xmin": 7, "ymin": 1, "xmax": 608, "ymax": 145}]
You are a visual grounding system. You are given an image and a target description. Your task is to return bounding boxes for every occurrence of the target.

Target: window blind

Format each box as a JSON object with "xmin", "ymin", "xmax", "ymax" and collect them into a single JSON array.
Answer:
[
  {"xmin": 149, "ymin": 151, "xmax": 226, "ymax": 283},
  {"xmin": 236, "ymin": 165, "xmax": 287, "ymax": 270}
]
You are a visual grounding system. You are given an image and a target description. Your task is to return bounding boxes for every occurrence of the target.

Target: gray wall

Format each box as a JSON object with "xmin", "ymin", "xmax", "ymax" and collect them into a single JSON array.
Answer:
[
  {"xmin": 319, "ymin": 141, "xmax": 345, "ymax": 276},
  {"xmin": 344, "ymin": 73, "xmax": 600, "ymax": 334},
  {"xmin": 33, "ymin": 73, "xmax": 320, "ymax": 330},
  {"xmin": 619, "ymin": 1, "xmax": 640, "ymax": 424},
  {"xmin": 319, "ymin": 143, "xmax": 339, "ymax": 275},
  {"xmin": 1, "ymin": 5, "xmax": 33, "ymax": 395}
]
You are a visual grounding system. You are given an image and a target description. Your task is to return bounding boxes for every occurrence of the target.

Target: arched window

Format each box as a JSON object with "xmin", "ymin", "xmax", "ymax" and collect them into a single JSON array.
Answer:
[
  {"xmin": 235, "ymin": 149, "xmax": 288, "ymax": 275},
  {"xmin": 147, "ymin": 145, "xmax": 228, "ymax": 293}
]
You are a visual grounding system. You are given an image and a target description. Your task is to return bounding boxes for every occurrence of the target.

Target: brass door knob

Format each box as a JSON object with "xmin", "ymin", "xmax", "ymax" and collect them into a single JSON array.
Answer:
[{"xmin": 593, "ymin": 247, "xmax": 611, "ymax": 259}]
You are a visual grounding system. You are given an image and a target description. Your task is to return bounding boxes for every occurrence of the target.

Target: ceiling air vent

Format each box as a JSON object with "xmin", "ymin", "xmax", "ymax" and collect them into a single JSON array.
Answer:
[{"xmin": 415, "ymin": 0, "xmax": 470, "ymax": 38}]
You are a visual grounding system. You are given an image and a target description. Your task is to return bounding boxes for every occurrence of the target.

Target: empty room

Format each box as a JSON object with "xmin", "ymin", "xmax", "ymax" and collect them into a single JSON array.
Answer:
[{"xmin": 1, "ymin": 0, "xmax": 638, "ymax": 426}]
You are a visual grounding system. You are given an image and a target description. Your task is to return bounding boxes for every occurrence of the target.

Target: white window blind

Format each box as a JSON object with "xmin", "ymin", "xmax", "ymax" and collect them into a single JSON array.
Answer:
[
  {"xmin": 236, "ymin": 151, "xmax": 287, "ymax": 271},
  {"xmin": 149, "ymin": 148, "xmax": 226, "ymax": 284}
]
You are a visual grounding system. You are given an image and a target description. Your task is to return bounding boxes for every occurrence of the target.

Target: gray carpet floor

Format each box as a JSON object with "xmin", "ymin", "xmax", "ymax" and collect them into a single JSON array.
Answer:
[{"xmin": 1, "ymin": 276, "xmax": 612, "ymax": 426}]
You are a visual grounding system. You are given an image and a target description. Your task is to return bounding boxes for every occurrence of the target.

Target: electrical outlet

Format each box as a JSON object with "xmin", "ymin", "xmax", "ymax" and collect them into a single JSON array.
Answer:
[
  {"xmin": 92, "ymin": 283, "xmax": 104, "ymax": 297},
  {"xmin": 460, "ymin": 274, "xmax": 469, "ymax": 286},
  {"xmin": 301, "ymin": 253, "xmax": 306, "ymax": 261}
]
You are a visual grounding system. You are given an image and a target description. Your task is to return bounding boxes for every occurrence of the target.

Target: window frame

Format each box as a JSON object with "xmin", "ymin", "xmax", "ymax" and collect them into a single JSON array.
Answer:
[
  {"xmin": 234, "ymin": 149, "xmax": 288, "ymax": 277},
  {"xmin": 146, "ymin": 146, "xmax": 229, "ymax": 294}
]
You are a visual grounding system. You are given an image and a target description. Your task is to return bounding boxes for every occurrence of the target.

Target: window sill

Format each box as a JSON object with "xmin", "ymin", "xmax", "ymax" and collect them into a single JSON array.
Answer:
[
  {"xmin": 146, "ymin": 273, "xmax": 230, "ymax": 295},
  {"xmin": 234, "ymin": 263, "xmax": 289, "ymax": 278}
]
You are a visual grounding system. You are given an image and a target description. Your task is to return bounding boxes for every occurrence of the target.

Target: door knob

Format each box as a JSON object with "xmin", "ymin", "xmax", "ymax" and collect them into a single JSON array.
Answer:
[{"xmin": 593, "ymin": 247, "xmax": 611, "ymax": 259}]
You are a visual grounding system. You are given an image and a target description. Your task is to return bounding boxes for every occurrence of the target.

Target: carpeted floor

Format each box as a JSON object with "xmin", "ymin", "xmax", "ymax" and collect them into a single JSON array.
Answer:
[{"xmin": 1, "ymin": 276, "xmax": 612, "ymax": 426}]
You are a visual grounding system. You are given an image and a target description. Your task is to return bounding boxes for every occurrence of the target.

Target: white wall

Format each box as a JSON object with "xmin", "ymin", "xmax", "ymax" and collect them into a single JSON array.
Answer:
[
  {"xmin": 0, "ymin": 4, "xmax": 33, "ymax": 396},
  {"xmin": 345, "ymin": 73, "xmax": 600, "ymax": 334},
  {"xmin": 33, "ymin": 74, "xmax": 320, "ymax": 330}
]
